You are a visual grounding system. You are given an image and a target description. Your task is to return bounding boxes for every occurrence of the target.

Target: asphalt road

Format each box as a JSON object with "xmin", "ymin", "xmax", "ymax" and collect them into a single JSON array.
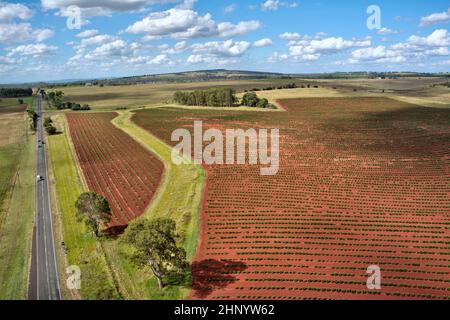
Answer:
[{"xmin": 28, "ymin": 93, "xmax": 61, "ymax": 300}]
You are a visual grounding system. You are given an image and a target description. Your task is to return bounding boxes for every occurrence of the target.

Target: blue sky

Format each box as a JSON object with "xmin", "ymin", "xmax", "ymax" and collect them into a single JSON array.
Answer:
[{"xmin": 0, "ymin": 0, "xmax": 449, "ymax": 83}]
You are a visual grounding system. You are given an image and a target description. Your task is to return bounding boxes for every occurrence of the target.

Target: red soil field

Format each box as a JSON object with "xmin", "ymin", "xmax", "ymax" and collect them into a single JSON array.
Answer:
[
  {"xmin": 133, "ymin": 97, "xmax": 450, "ymax": 300},
  {"xmin": 66, "ymin": 112, "xmax": 164, "ymax": 232}
]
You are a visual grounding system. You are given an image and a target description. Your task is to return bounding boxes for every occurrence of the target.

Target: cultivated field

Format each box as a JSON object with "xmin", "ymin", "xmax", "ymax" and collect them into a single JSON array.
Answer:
[
  {"xmin": 133, "ymin": 97, "xmax": 450, "ymax": 300},
  {"xmin": 316, "ymin": 77, "xmax": 450, "ymax": 108},
  {"xmin": 66, "ymin": 113, "xmax": 164, "ymax": 232},
  {"xmin": 56, "ymin": 111, "xmax": 204, "ymax": 299},
  {"xmin": 45, "ymin": 76, "xmax": 450, "ymax": 300}
]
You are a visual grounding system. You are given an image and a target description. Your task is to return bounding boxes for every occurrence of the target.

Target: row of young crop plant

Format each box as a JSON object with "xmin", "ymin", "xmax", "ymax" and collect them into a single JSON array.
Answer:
[
  {"xmin": 132, "ymin": 98, "xmax": 449, "ymax": 300},
  {"xmin": 66, "ymin": 113, "xmax": 164, "ymax": 231}
]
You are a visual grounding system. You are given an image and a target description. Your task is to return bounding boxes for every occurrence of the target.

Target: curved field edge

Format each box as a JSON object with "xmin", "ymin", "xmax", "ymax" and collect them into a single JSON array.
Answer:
[
  {"xmin": 47, "ymin": 115, "xmax": 120, "ymax": 299},
  {"xmin": 106, "ymin": 110, "xmax": 205, "ymax": 299}
]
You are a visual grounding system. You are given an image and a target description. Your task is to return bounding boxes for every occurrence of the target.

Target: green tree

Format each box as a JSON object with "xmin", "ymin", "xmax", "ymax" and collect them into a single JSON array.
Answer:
[
  {"xmin": 241, "ymin": 91, "xmax": 260, "ymax": 107},
  {"xmin": 43, "ymin": 117, "xmax": 53, "ymax": 127},
  {"xmin": 206, "ymin": 91, "xmax": 219, "ymax": 107},
  {"xmin": 75, "ymin": 192, "xmax": 111, "ymax": 236},
  {"xmin": 174, "ymin": 89, "xmax": 237, "ymax": 107},
  {"xmin": 26, "ymin": 109, "xmax": 38, "ymax": 131},
  {"xmin": 122, "ymin": 218, "xmax": 188, "ymax": 289},
  {"xmin": 256, "ymin": 98, "xmax": 269, "ymax": 108}
]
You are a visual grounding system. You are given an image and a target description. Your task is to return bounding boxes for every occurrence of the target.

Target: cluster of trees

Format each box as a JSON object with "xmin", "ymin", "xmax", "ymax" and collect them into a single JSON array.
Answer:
[
  {"xmin": 27, "ymin": 109, "xmax": 38, "ymax": 131},
  {"xmin": 249, "ymin": 83, "xmax": 299, "ymax": 92},
  {"xmin": 432, "ymin": 82, "xmax": 450, "ymax": 88},
  {"xmin": 44, "ymin": 117, "xmax": 57, "ymax": 135},
  {"xmin": 174, "ymin": 89, "xmax": 277, "ymax": 109},
  {"xmin": 75, "ymin": 192, "xmax": 188, "ymax": 289},
  {"xmin": 245, "ymin": 83, "xmax": 320, "ymax": 92},
  {"xmin": 0, "ymin": 88, "xmax": 32, "ymax": 97},
  {"xmin": 44, "ymin": 90, "xmax": 64, "ymax": 109},
  {"xmin": 174, "ymin": 88, "xmax": 237, "ymax": 107},
  {"xmin": 64, "ymin": 102, "xmax": 91, "ymax": 111},
  {"xmin": 44, "ymin": 90, "xmax": 91, "ymax": 110},
  {"xmin": 47, "ymin": 81, "xmax": 104, "ymax": 89},
  {"xmin": 241, "ymin": 92, "xmax": 276, "ymax": 109}
]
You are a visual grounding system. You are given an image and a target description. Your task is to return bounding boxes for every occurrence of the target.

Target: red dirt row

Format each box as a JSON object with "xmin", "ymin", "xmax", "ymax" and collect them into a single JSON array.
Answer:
[
  {"xmin": 66, "ymin": 112, "xmax": 164, "ymax": 232},
  {"xmin": 133, "ymin": 97, "xmax": 450, "ymax": 300}
]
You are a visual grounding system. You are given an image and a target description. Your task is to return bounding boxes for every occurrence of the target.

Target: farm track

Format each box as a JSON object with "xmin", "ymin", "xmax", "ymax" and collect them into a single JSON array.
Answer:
[
  {"xmin": 66, "ymin": 113, "xmax": 164, "ymax": 231},
  {"xmin": 133, "ymin": 97, "xmax": 450, "ymax": 300}
]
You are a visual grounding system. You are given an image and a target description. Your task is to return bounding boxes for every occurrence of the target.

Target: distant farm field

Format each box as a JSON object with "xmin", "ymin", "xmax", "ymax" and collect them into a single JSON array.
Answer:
[
  {"xmin": 0, "ymin": 98, "xmax": 29, "ymax": 115},
  {"xmin": 314, "ymin": 77, "xmax": 450, "ymax": 108},
  {"xmin": 58, "ymin": 79, "xmax": 317, "ymax": 110},
  {"xmin": 66, "ymin": 113, "xmax": 164, "ymax": 231},
  {"xmin": 133, "ymin": 97, "xmax": 450, "ymax": 300}
]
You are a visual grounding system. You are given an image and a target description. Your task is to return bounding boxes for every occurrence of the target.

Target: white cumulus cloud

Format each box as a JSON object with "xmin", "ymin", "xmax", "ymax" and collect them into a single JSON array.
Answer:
[
  {"xmin": 41, "ymin": 0, "xmax": 180, "ymax": 16},
  {"xmin": 420, "ymin": 8, "xmax": 450, "ymax": 27},
  {"xmin": 126, "ymin": 8, "xmax": 260, "ymax": 39},
  {"xmin": 0, "ymin": 2, "xmax": 33, "ymax": 21},
  {"xmin": 279, "ymin": 32, "xmax": 301, "ymax": 41},
  {"xmin": 8, "ymin": 43, "xmax": 58, "ymax": 57},
  {"xmin": 376, "ymin": 27, "xmax": 398, "ymax": 35},
  {"xmin": 261, "ymin": 0, "xmax": 298, "ymax": 11},
  {"xmin": 76, "ymin": 29, "xmax": 99, "ymax": 38},
  {"xmin": 192, "ymin": 39, "xmax": 251, "ymax": 57},
  {"xmin": 0, "ymin": 23, "xmax": 54, "ymax": 43},
  {"xmin": 347, "ymin": 29, "xmax": 450, "ymax": 65},
  {"xmin": 253, "ymin": 38, "xmax": 272, "ymax": 47}
]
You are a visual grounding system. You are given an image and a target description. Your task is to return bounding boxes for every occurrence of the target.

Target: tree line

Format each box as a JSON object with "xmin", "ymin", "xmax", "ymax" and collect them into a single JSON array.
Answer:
[
  {"xmin": 241, "ymin": 92, "xmax": 276, "ymax": 108},
  {"xmin": 174, "ymin": 88, "xmax": 237, "ymax": 107},
  {"xmin": 248, "ymin": 83, "xmax": 299, "ymax": 92},
  {"xmin": 44, "ymin": 117, "xmax": 57, "ymax": 135},
  {"xmin": 174, "ymin": 89, "xmax": 276, "ymax": 109},
  {"xmin": 246, "ymin": 82, "xmax": 320, "ymax": 92},
  {"xmin": 43, "ymin": 90, "xmax": 91, "ymax": 110},
  {"xmin": 0, "ymin": 88, "xmax": 33, "ymax": 98}
]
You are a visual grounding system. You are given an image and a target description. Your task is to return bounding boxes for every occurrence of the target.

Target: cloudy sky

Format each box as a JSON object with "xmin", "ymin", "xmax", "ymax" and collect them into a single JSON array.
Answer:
[{"xmin": 0, "ymin": 0, "xmax": 449, "ymax": 83}]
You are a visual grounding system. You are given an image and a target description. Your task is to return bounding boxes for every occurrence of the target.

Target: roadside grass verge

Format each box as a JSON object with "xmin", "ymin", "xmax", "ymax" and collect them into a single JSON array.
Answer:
[
  {"xmin": 0, "ymin": 143, "xmax": 21, "ymax": 210},
  {"xmin": 0, "ymin": 116, "xmax": 35, "ymax": 299},
  {"xmin": 100, "ymin": 110, "xmax": 205, "ymax": 299},
  {"xmin": 47, "ymin": 114, "xmax": 120, "ymax": 299}
]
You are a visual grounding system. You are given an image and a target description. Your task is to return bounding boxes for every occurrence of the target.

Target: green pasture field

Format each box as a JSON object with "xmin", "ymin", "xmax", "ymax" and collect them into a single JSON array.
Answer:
[{"xmin": 0, "ymin": 103, "xmax": 35, "ymax": 299}]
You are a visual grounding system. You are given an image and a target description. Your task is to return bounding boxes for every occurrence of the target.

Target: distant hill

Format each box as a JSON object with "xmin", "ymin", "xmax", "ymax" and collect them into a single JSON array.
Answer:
[
  {"xmin": 97, "ymin": 69, "xmax": 285, "ymax": 86},
  {"xmin": 1, "ymin": 69, "xmax": 447, "ymax": 88}
]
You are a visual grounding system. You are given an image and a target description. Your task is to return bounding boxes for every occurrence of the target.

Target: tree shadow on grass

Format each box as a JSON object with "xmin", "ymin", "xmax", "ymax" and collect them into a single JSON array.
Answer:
[{"xmin": 190, "ymin": 259, "xmax": 247, "ymax": 299}]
